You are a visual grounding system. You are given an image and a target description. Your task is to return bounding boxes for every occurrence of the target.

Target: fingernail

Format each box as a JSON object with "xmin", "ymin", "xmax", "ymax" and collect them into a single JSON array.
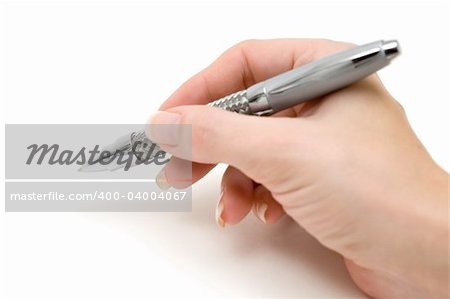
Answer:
[
  {"xmin": 253, "ymin": 201, "xmax": 268, "ymax": 224},
  {"xmin": 146, "ymin": 111, "xmax": 181, "ymax": 145},
  {"xmin": 156, "ymin": 168, "xmax": 171, "ymax": 190},
  {"xmin": 215, "ymin": 189, "xmax": 226, "ymax": 228}
]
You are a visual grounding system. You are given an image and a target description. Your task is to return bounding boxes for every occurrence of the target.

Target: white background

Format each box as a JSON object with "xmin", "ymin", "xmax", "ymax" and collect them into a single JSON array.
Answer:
[{"xmin": 1, "ymin": 1, "xmax": 449, "ymax": 298}]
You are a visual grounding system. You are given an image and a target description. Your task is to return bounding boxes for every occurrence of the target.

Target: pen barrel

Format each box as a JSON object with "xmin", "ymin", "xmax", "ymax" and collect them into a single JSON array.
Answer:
[{"xmin": 246, "ymin": 40, "xmax": 398, "ymax": 113}]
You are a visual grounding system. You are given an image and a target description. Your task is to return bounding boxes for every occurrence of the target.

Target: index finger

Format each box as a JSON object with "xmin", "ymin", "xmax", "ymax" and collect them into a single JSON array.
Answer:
[{"xmin": 159, "ymin": 38, "xmax": 345, "ymax": 110}]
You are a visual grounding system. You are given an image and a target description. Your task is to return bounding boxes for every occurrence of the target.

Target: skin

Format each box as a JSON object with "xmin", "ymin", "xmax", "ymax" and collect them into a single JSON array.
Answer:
[{"xmin": 149, "ymin": 39, "xmax": 449, "ymax": 298}]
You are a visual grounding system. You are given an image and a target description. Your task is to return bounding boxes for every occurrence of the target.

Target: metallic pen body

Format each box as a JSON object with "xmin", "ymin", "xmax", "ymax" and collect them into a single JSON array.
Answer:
[{"xmin": 247, "ymin": 40, "xmax": 399, "ymax": 114}]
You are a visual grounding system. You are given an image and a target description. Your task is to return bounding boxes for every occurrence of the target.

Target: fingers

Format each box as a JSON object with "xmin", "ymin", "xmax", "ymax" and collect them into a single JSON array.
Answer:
[
  {"xmin": 216, "ymin": 166, "xmax": 254, "ymax": 227},
  {"xmin": 148, "ymin": 105, "xmax": 307, "ymax": 186},
  {"xmin": 159, "ymin": 39, "xmax": 351, "ymax": 110},
  {"xmin": 252, "ymin": 185, "xmax": 286, "ymax": 224},
  {"xmin": 216, "ymin": 166, "xmax": 286, "ymax": 227},
  {"xmin": 158, "ymin": 160, "xmax": 286, "ymax": 227},
  {"xmin": 155, "ymin": 157, "xmax": 215, "ymax": 190},
  {"xmin": 159, "ymin": 39, "xmax": 318, "ymax": 110}
]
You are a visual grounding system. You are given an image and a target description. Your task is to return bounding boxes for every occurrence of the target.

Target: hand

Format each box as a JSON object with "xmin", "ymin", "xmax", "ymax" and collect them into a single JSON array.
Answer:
[{"xmin": 148, "ymin": 39, "xmax": 449, "ymax": 298}]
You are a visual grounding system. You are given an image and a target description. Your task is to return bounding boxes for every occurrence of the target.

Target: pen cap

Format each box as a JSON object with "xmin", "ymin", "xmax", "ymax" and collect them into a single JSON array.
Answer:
[{"xmin": 246, "ymin": 40, "xmax": 400, "ymax": 114}]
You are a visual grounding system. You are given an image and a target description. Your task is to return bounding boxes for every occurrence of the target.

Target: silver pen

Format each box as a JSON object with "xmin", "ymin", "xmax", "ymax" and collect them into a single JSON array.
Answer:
[{"xmin": 80, "ymin": 39, "xmax": 400, "ymax": 172}]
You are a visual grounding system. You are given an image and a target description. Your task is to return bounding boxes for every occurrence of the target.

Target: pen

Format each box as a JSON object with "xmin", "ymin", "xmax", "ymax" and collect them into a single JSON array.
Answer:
[{"xmin": 79, "ymin": 39, "xmax": 400, "ymax": 172}]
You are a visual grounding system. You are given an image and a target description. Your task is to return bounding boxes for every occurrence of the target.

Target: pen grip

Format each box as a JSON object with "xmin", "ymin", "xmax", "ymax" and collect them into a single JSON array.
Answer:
[{"xmin": 207, "ymin": 90, "xmax": 252, "ymax": 115}]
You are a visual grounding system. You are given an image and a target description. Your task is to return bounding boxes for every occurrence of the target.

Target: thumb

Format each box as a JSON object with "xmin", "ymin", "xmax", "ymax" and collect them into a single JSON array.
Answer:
[{"xmin": 147, "ymin": 105, "xmax": 306, "ymax": 183}]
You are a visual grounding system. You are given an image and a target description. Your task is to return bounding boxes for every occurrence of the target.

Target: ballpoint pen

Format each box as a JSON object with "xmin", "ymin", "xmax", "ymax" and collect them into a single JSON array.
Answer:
[{"xmin": 79, "ymin": 39, "xmax": 400, "ymax": 172}]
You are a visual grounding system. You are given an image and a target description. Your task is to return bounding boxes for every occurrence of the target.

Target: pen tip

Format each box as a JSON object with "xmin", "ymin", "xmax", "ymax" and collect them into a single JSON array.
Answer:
[{"xmin": 78, "ymin": 165, "xmax": 89, "ymax": 172}]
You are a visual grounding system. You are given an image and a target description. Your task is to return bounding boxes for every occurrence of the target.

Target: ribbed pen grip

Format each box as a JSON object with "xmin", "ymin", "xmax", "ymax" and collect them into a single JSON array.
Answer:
[
  {"xmin": 130, "ymin": 130, "xmax": 162, "ymax": 162},
  {"xmin": 207, "ymin": 90, "xmax": 251, "ymax": 114}
]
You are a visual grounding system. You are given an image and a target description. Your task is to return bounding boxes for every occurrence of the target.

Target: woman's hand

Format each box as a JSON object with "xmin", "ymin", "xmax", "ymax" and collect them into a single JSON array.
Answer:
[{"xmin": 148, "ymin": 39, "xmax": 449, "ymax": 298}]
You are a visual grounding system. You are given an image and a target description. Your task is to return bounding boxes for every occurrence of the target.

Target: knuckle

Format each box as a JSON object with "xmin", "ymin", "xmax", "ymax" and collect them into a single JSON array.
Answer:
[
  {"xmin": 317, "ymin": 38, "xmax": 355, "ymax": 48},
  {"xmin": 394, "ymin": 99, "xmax": 406, "ymax": 114},
  {"xmin": 307, "ymin": 38, "xmax": 356, "ymax": 61},
  {"xmin": 234, "ymin": 39, "xmax": 259, "ymax": 49},
  {"xmin": 227, "ymin": 39, "xmax": 259, "ymax": 57}
]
